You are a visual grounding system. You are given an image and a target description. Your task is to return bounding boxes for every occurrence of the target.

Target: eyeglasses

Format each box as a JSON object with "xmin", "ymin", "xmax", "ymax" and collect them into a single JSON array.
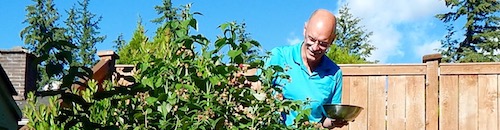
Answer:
[{"xmin": 306, "ymin": 35, "xmax": 331, "ymax": 50}]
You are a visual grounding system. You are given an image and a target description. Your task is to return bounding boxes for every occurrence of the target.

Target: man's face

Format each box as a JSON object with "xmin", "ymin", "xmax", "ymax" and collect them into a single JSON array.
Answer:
[{"xmin": 302, "ymin": 24, "xmax": 334, "ymax": 62}]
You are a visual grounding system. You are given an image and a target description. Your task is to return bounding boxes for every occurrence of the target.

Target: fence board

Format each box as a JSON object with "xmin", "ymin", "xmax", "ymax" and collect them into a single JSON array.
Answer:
[
  {"xmin": 440, "ymin": 63, "xmax": 500, "ymax": 75},
  {"xmin": 439, "ymin": 75, "xmax": 459, "ymax": 130},
  {"xmin": 478, "ymin": 75, "xmax": 498, "ymax": 130},
  {"xmin": 406, "ymin": 75, "xmax": 425, "ymax": 130},
  {"xmin": 342, "ymin": 77, "xmax": 351, "ymax": 104},
  {"xmin": 367, "ymin": 76, "xmax": 386, "ymax": 130},
  {"xmin": 459, "ymin": 75, "xmax": 478, "ymax": 130},
  {"xmin": 339, "ymin": 77, "xmax": 351, "ymax": 130},
  {"xmin": 349, "ymin": 76, "xmax": 368, "ymax": 130},
  {"xmin": 340, "ymin": 64, "xmax": 426, "ymax": 76},
  {"xmin": 425, "ymin": 60, "xmax": 439, "ymax": 130},
  {"xmin": 338, "ymin": 62, "xmax": 500, "ymax": 130},
  {"xmin": 387, "ymin": 76, "xmax": 406, "ymax": 130}
]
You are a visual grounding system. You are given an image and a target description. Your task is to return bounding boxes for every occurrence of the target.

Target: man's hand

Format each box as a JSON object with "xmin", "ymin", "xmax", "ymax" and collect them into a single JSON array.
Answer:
[
  {"xmin": 322, "ymin": 118, "xmax": 348, "ymax": 129},
  {"xmin": 331, "ymin": 118, "xmax": 349, "ymax": 128},
  {"xmin": 238, "ymin": 66, "xmax": 262, "ymax": 90}
]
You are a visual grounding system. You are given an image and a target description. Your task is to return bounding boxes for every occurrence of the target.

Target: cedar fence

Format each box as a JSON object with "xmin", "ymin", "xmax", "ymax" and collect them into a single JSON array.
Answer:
[{"xmin": 338, "ymin": 54, "xmax": 500, "ymax": 130}]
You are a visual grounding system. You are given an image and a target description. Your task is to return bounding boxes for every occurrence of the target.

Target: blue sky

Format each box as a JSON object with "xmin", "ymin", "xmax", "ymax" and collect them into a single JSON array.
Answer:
[{"xmin": 0, "ymin": 0, "xmax": 450, "ymax": 63}]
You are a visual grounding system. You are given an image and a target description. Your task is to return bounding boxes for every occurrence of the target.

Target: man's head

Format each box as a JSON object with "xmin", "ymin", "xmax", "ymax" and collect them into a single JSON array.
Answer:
[{"xmin": 302, "ymin": 9, "xmax": 336, "ymax": 63}]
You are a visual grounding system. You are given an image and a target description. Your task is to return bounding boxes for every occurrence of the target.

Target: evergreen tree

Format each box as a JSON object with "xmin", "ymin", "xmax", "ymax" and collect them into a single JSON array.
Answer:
[
  {"xmin": 437, "ymin": 0, "xmax": 500, "ymax": 62},
  {"xmin": 20, "ymin": 0, "xmax": 76, "ymax": 89},
  {"xmin": 328, "ymin": 44, "xmax": 369, "ymax": 64},
  {"xmin": 116, "ymin": 20, "xmax": 149, "ymax": 64},
  {"xmin": 113, "ymin": 33, "xmax": 126, "ymax": 52},
  {"xmin": 65, "ymin": 0, "xmax": 105, "ymax": 67},
  {"xmin": 151, "ymin": 0, "xmax": 176, "ymax": 24},
  {"xmin": 327, "ymin": 4, "xmax": 377, "ymax": 64},
  {"xmin": 117, "ymin": 1, "xmax": 197, "ymax": 64}
]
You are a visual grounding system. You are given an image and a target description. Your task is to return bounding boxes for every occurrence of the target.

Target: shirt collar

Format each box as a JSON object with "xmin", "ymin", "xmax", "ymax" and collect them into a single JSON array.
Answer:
[{"xmin": 292, "ymin": 42, "xmax": 331, "ymax": 73}]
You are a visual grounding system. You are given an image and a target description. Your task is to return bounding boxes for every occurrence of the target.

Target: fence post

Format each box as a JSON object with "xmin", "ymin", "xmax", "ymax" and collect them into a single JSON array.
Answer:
[
  {"xmin": 94, "ymin": 51, "xmax": 119, "ymax": 90},
  {"xmin": 423, "ymin": 53, "xmax": 441, "ymax": 130}
]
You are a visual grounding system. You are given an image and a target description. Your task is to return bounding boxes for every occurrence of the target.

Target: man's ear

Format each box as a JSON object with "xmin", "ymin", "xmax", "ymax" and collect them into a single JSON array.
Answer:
[{"xmin": 330, "ymin": 33, "xmax": 337, "ymax": 43}]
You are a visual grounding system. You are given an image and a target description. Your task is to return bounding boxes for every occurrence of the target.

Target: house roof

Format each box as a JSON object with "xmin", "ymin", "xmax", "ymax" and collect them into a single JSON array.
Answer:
[
  {"xmin": 0, "ymin": 64, "xmax": 16, "ymax": 95},
  {"xmin": 0, "ymin": 64, "xmax": 22, "ymax": 120}
]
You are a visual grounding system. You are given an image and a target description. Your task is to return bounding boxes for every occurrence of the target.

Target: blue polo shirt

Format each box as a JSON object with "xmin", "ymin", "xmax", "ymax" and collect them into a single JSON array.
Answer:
[{"xmin": 264, "ymin": 42, "xmax": 342, "ymax": 126}]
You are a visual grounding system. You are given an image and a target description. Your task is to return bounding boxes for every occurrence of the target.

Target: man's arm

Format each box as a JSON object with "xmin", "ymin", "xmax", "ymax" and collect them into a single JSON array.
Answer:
[
  {"xmin": 322, "ymin": 69, "xmax": 346, "ymax": 128},
  {"xmin": 331, "ymin": 70, "xmax": 343, "ymax": 104},
  {"xmin": 241, "ymin": 47, "xmax": 284, "ymax": 90},
  {"xmin": 241, "ymin": 67, "xmax": 262, "ymax": 90}
]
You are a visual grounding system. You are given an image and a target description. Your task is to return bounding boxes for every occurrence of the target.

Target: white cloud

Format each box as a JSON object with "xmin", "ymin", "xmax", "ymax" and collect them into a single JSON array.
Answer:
[
  {"xmin": 414, "ymin": 40, "xmax": 441, "ymax": 57},
  {"xmin": 287, "ymin": 32, "xmax": 301, "ymax": 45},
  {"xmin": 337, "ymin": 0, "xmax": 449, "ymax": 63}
]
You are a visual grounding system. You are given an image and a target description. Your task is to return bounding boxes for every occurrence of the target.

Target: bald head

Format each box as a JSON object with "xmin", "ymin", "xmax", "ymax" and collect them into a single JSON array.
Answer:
[
  {"xmin": 300, "ymin": 9, "xmax": 337, "ymax": 70},
  {"xmin": 304, "ymin": 9, "xmax": 337, "ymax": 42}
]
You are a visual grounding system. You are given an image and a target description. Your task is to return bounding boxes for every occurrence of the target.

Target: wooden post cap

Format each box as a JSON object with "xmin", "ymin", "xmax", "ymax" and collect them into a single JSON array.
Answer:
[
  {"xmin": 97, "ymin": 50, "xmax": 119, "ymax": 60},
  {"xmin": 422, "ymin": 53, "xmax": 442, "ymax": 63}
]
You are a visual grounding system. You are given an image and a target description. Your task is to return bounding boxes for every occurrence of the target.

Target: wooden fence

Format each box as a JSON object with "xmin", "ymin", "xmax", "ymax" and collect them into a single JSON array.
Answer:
[{"xmin": 338, "ymin": 54, "xmax": 500, "ymax": 130}]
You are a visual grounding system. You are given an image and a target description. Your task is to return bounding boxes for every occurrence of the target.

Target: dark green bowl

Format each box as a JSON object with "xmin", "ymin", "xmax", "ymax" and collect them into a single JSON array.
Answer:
[{"xmin": 322, "ymin": 104, "xmax": 363, "ymax": 122}]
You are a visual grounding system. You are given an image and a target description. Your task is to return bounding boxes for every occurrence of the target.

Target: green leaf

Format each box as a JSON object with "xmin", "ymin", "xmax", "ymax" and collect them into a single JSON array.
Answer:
[
  {"xmin": 146, "ymin": 97, "xmax": 158, "ymax": 104},
  {"xmin": 249, "ymin": 40, "xmax": 261, "ymax": 47},
  {"xmin": 249, "ymin": 59, "xmax": 263, "ymax": 68},
  {"xmin": 56, "ymin": 50, "xmax": 73, "ymax": 62},
  {"xmin": 219, "ymin": 23, "xmax": 229, "ymax": 32},
  {"xmin": 234, "ymin": 55, "xmax": 244, "ymax": 64},
  {"xmin": 252, "ymin": 92, "xmax": 266, "ymax": 101},
  {"xmin": 139, "ymin": 63, "xmax": 150, "ymax": 71},
  {"xmin": 168, "ymin": 94, "xmax": 177, "ymax": 105},
  {"xmin": 134, "ymin": 113, "xmax": 144, "ymax": 119},
  {"xmin": 272, "ymin": 65, "xmax": 284, "ymax": 72},
  {"xmin": 189, "ymin": 19, "xmax": 198, "ymax": 30},
  {"xmin": 282, "ymin": 101, "xmax": 292, "ymax": 106},
  {"xmin": 209, "ymin": 76, "xmax": 219, "ymax": 86},
  {"xmin": 175, "ymin": 83, "xmax": 183, "ymax": 89},
  {"xmin": 193, "ymin": 12, "xmax": 203, "ymax": 16},
  {"xmin": 160, "ymin": 102, "xmax": 172, "ymax": 115},
  {"xmin": 155, "ymin": 78, "xmax": 164, "ymax": 87},
  {"xmin": 228, "ymin": 49, "xmax": 242, "ymax": 58},
  {"xmin": 215, "ymin": 65, "xmax": 228, "ymax": 74},
  {"xmin": 45, "ymin": 62, "xmax": 63, "ymax": 78},
  {"xmin": 142, "ymin": 77, "xmax": 154, "ymax": 88},
  {"xmin": 184, "ymin": 84, "xmax": 195, "ymax": 92},
  {"xmin": 175, "ymin": 29, "xmax": 187, "ymax": 37},
  {"xmin": 61, "ymin": 93, "xmax": 90, "ymax": 109},
  {"xmin": 241, "ymin": 42, "xmax": 252, "ymax": 52},
  {"xmin": 157, "ymin": 93, "xmax": 168, "ymax": 101},
  {"xmin": 179, "ymin": 106, "xmax": 188, "ymax": 112},
  {"xmin": 245, "ymin": 75, "xmax": 259, "ymax": 82},
  {"xmin": 215, "ymin": 38, "xmax": 226, "ymax": 49},
  {"xmin": 213, "ymin": 117, "xmax": 225, "ymax": 128},
  {"xmin": 171, "ymin": 21, "xmax": 179, "ymax": 29},
  {"xmin": 202, "ymin": 51, "xmax": 212, "ymax": 59}
]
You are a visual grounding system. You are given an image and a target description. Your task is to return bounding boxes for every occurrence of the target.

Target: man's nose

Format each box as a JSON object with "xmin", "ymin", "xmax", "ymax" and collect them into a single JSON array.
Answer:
[{"xmin": 311, "ymin": 42, "xmax": 321, "ymax": 51}]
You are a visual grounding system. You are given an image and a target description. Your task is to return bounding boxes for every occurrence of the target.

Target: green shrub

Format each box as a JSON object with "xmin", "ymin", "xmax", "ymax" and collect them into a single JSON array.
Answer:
[{"xmin": 24, "ymin": 1, "xmax": 319, "ymax": 129}]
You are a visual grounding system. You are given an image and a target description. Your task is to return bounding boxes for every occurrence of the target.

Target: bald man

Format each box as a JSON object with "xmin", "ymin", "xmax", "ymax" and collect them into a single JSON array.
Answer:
[{"xmin": 261, "ymin": 9, "xmax": 345, "ymax": 128}]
